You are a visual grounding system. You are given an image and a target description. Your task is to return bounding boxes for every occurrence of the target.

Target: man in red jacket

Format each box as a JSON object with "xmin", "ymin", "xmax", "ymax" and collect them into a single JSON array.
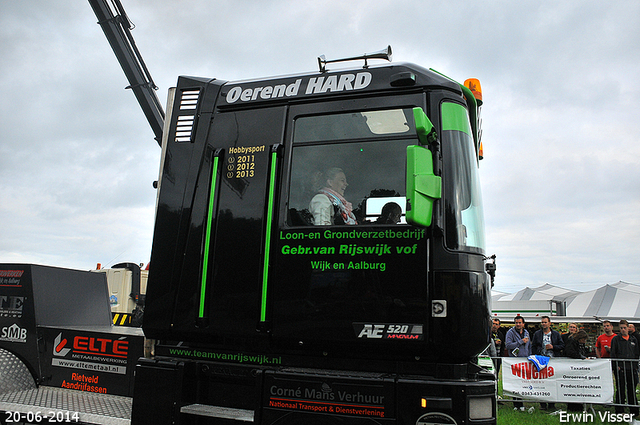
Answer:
[{"xmin": 595, "ymin": 320, "xmax": 616, "ymax": 358}]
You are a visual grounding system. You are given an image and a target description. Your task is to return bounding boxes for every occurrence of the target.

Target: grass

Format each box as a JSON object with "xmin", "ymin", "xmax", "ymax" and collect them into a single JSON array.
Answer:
[
  {"xmin": 496, "ymin": 369, "xmax": 638, "ymax": 424},
  {"xmin": 498, "ymin": 402, "xmax": 564, "ymax": 425},
  {"xmin": 496, "ymin": 401, "xmax": 637, "ymax": 425}
]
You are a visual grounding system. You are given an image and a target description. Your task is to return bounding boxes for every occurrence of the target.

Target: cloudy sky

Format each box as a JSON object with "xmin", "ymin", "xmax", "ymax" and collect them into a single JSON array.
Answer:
[{"xmin": 1, "ymin": 1, "xmax": 639, "ymax": 294}]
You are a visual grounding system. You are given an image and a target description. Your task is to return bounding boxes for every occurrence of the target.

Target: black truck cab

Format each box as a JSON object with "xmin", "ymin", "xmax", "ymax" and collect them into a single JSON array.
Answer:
[{"xmin": 137, "ymin": 60, "xmax": 495, "ymax": 424}]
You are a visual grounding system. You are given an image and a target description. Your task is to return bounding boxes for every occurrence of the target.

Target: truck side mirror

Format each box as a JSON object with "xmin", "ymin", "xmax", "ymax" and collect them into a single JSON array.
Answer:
[
  {"xmin": 406, "ymin": 108, "xmax": 441, "ymax": 227},
  {"xmin": 406, "ymin": 145, "xmax": 441, "ymax": 227},
  {"xmin": 413, "ymin": 107, "xmax": 438, "ymax": 146}
]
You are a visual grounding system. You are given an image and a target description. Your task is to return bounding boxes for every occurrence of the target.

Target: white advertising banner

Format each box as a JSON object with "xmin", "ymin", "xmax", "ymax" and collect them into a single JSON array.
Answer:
[{"xmin": 502, "ymin": 357, "xmax": 614, "ymax": 403}]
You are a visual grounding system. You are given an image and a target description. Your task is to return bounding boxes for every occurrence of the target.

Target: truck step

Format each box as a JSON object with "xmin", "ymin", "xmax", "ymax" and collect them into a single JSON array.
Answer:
[{"xmin": 180, "ymin": 404, "xmax": 254, "ymax": 422}]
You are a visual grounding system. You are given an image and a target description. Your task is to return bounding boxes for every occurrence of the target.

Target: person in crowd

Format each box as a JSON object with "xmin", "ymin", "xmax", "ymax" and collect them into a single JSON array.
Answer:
[
  {"xmin": 565, "ymin": 330, "xmax": 589, "ymax": 359},
  {"xmin": 628, "ymin": 323, "xmax": 640, "ymax": 376},
  {"xmin": 610, "ymin": 320, "xmax": 640, "ymax": 415},
  {"xmin": 491, "ymin": 318, "xmax": 506, "ymax": 374},
  {"xmin": 506, "ymin": 316, "xmax": 531, "ymax": 358},
  {"xmin": 532, "ymin": 316, "xmax": 564, "ymax": 357},
  {"xmin": 562, "ymin": 323, "xmax": 578, "ymax": 345},
  {"xmin": 309, "ymin": 167, "xmax": 357, "ymax": 225},
  {"xmin": 595, "ymin": 320, "xmax": 616, "ymax": 358},
  {"xmin": 531, "ymin": 316, "xmax": 564, "ymax": 410},
  {"xmin": 506, "ymin": 316, "xmax": 531, "ymax": 410},
  {"xmin": 484, "ymin": 324, "xmax": 498, "ymax": 374},
  {"xmin": 564, "ymin": 330, "xmax": 590, "ymax": 412},
  {"xmin": 628, "ymin": 323, "xmax": 640, "ymax": 344}
]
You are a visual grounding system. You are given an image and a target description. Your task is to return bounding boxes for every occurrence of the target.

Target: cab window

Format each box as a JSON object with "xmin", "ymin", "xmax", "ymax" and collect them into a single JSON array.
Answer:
[
  {"xmin": 441, "ymin": 102, "xmax": 486, "ymax": 253},
  {"xmin": 287, "ymin": 109, "xmax": 416, "ymax": 226}
]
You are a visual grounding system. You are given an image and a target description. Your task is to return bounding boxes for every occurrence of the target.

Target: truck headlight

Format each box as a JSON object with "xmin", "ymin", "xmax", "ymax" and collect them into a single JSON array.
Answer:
[{"xmin": 469, "ymin": 396, "xmax": 493, "ymax": 420}]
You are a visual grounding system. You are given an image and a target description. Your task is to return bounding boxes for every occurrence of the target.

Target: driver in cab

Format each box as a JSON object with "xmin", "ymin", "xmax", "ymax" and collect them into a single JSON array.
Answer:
[{"xmin": 309, "ymin": 167, "xmax": 357, "ymax": 225}]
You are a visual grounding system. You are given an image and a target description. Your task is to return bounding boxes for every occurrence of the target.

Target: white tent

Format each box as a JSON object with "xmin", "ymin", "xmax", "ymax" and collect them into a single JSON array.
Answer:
[{"xmin": 491, "ymin": 281, "xmax": 640, "ymax": 323}]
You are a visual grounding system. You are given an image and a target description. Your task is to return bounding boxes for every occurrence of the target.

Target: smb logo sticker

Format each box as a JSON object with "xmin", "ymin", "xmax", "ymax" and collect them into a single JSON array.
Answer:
[{"xmin": 0, "ymin": 323, "xmax": 28, "ymax": 343}]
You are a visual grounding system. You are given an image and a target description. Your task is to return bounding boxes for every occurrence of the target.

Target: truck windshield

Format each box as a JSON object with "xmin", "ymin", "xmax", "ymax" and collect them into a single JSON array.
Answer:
[
  {"xmin": 288, "ymin": 109, "xmax": 416, "ymax": 226},
  {"xmin": 441, "ymin": 102, "xmax": 486, "ymax": 253}
]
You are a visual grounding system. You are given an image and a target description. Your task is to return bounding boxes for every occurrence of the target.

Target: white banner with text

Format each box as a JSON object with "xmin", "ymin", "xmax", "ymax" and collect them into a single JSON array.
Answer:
[{"xmin": 502, "ymin": 357, "xmax": 614, "ymax": 403}]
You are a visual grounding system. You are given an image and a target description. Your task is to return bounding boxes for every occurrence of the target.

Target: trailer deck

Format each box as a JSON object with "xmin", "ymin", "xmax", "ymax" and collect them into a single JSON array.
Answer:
[
  {"xmin": 0, "ymin": 386, "xmax": 131, "ymax": 425},
  {"xmin": 1, "ymin": 348, "xmax": 131, "ymax": 425}
]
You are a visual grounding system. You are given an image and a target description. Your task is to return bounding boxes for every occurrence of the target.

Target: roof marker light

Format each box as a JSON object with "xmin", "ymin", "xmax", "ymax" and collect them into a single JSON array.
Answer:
[{"xmin": 464, "ymin": 78, "xmax": 483, "ymax": 105}]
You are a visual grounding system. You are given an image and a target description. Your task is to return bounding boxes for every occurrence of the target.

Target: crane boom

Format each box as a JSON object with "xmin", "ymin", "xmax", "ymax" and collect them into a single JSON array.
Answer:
[{"xmin": 88, "ymin": 0, "xmax": 165, "ymax": 145}]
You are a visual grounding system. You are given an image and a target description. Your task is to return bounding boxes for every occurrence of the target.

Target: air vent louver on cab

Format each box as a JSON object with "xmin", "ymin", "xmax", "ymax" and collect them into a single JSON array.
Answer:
[{"xmin": 174, "ymin": 89, "xmax": 201, "ymax": 143}]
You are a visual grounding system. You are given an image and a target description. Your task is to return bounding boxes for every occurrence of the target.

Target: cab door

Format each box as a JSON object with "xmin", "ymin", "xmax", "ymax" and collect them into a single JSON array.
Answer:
[
  {"xmin": 269, "ymin": 96, "xmax": 432, "ymax": 358},
  {"xmin": 164, "ymin": 105, "xmax": 286, "ymax": 341}
]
